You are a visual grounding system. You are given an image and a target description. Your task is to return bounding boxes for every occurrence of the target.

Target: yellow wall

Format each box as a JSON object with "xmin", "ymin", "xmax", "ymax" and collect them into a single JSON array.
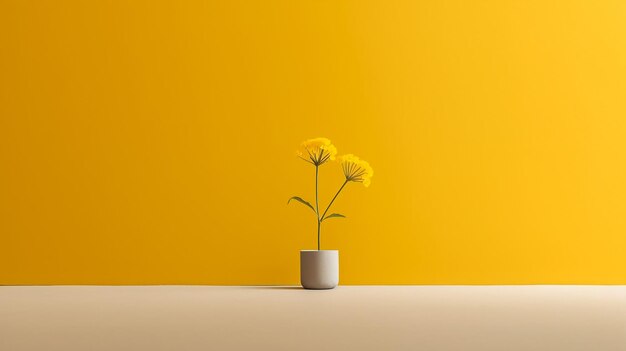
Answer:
[{"xmin": 2, "ymin": 0, "xmax": 625, "ymax": 285}]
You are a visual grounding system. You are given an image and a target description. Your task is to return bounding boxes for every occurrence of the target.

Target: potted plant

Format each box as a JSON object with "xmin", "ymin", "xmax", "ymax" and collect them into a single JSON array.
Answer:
[{"xmin": 289, "ymin": 138, "xmax": 373, "ymax": 289}]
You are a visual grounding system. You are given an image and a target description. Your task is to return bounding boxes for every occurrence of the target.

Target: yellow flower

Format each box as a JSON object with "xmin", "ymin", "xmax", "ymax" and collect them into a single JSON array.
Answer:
[
  {"xmin": 297, "ymin": 137, "xmax": 338, "ymax": 166},
  {"xmin": 338, "ymin": 154, "xmax": 373, "ymax": 187}
]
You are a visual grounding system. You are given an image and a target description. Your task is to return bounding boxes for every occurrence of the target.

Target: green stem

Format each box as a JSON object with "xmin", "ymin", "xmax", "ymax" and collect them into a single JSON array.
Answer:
[
  {"xmin": 315, "ymin": 165, "xmax": 320, "ymax": 250},
  {"xmin": 317, "ymin": 221, "xmax": 321, "ymax": 251},
  {"xmin": 321, "ymin": 179, "xmax": 349, "ymax": 222}
]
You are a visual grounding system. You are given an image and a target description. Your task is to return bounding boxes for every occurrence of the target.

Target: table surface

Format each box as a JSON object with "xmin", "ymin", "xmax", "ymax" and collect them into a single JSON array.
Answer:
[{"xmin": 1, "ymin": 285, "xmax": 625, "ymax": 351}]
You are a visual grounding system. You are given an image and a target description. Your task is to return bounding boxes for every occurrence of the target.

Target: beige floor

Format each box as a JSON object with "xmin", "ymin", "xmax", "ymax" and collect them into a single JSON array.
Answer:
[{"xmin": 1, "ymin": 286, "xmax": 625, "ymax": 351}]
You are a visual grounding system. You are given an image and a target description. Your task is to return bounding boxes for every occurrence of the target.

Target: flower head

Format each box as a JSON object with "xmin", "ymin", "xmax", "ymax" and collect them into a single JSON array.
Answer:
[
  {"xmin": 297, "ymin": 137, "xmax": 337, "ymax": 166},
  {"xmin": 338, "ymin": 154, "xmax": 373, "ymax": 187}
]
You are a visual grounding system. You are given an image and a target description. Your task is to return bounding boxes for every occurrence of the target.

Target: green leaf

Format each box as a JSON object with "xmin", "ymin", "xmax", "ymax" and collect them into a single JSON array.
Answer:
[
  {"xmin": 322, "ymin": 213, "xmax": 346, "ymax": 221},
  {"xmin": 287, "ymin": 196, "xmax": 316, "ymax": 213}
]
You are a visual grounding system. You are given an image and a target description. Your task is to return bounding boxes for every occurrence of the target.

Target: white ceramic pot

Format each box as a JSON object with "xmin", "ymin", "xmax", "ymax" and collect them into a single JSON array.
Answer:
[{"xmin": 300, "ymin": 250, "xmax": 339, "ymax": 289}]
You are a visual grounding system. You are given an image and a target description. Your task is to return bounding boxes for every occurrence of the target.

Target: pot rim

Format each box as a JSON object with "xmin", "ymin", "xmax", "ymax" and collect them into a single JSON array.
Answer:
[{"xmin": 300, "ymin": 249, "xmax": 338, "ymax": 252}]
